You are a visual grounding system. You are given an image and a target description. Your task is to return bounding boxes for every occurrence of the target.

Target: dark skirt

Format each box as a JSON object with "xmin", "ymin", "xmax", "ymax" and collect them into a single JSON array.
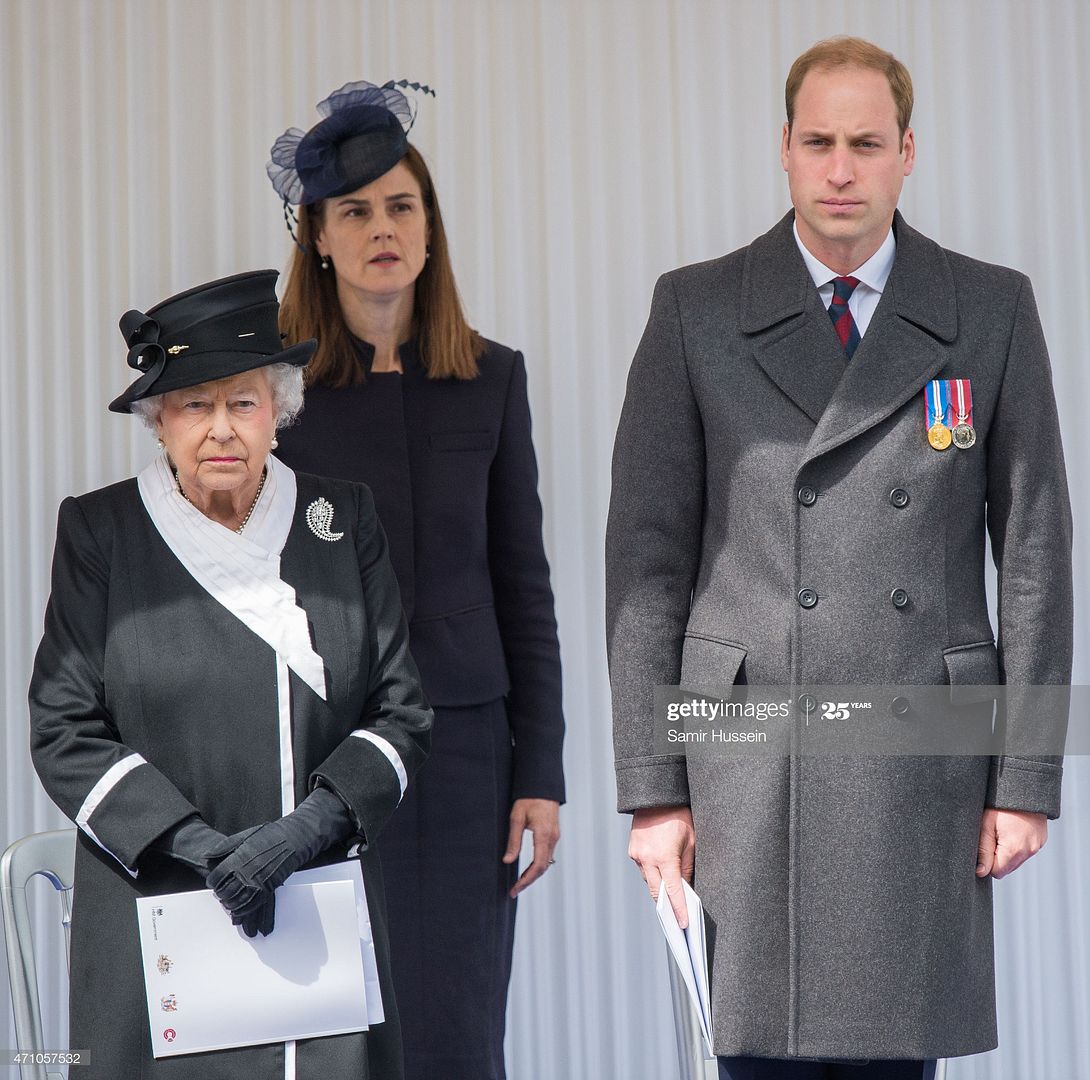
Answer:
[{"xmin": 376, "ymin": 698, "xmax": 517, "ymax": 1080}]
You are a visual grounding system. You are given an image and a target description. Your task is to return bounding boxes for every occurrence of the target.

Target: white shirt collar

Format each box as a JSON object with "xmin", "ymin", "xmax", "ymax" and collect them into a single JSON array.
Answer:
[{"xmin": 793, "ymin": 220, "xmax": 897, "ymax": 294}]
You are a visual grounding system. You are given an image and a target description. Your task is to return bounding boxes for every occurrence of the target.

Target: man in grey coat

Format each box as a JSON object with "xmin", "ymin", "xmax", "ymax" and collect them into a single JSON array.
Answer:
[{"xmin": 606, "ymin": 36, "xmax": 1072, "ymax": 1080}]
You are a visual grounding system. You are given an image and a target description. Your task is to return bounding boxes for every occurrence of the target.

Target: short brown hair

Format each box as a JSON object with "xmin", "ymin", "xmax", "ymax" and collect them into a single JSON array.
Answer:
[
  {"xmin": 279, "ymin": 144, "xmax": 482, "ymax": 387},
  {"xmin": 785, "ymin": 37, "xmax": 913, "ymax": 139}
]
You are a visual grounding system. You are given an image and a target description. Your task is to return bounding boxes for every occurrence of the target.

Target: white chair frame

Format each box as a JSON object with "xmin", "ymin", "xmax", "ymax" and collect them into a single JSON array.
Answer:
[{"xmin": 2, "ymin": 829, "xmax": 77, "ymax": 1080}]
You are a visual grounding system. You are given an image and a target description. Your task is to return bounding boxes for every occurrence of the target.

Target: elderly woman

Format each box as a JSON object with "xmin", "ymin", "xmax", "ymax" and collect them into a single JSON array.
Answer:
[
  {"xmin": 29, "ymin": 269, "xmax": 432, "ymax": 1080},
  {"xmin": 266, "ymin": 81, "xmax": 565, "ymax": 1080}
]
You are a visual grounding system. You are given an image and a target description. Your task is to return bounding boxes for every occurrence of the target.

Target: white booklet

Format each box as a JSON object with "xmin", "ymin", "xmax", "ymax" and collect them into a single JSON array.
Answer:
[
  {"xmin": 292, "ymin": 861, "xmax": 384, "ymax": 1025},
  {"xmin": 655, "ymin": 880, "xmax": 713, "ymax": 1057},
  {"xmin": 137, "ymin": 861, "xmax": 376, "ymax": 1058}
]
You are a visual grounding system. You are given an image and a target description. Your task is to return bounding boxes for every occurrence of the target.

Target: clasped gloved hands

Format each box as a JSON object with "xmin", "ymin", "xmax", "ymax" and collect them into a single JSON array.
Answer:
[
  {"xmin": 151, "ymin": 815, "xmax": 262, "ymax": 880},
  {"xmin": 206, "ymin": 786, "xmax": 356, "ymax": 938},
  {"xmin": 150, "ymin": 816, "xmax": 267, "ymax": 933}
]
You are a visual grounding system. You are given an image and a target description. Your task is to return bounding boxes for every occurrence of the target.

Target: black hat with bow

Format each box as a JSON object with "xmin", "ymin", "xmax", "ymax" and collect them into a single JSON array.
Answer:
[{"xmin": 108, "ymin": 270, "xmax": 315, "ymax": 414}]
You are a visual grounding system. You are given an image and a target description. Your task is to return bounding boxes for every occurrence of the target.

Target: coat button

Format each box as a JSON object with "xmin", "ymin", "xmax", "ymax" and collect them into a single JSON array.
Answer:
[
  {"xmin": 890, "ymin": 588, "xmax": 909, "ymax": 608},
  {"xmin": 889, "ymin": 487, "xmax": 909, "ymax": 508},
  {"xmin": 891, "ymin": 696, "xmax": 910, "ymax": 717},
  {"xmin": 798, "ymin": 588, "xmax": 818, "ymax": 609},
  {"xmin": 797, "ymin": 485, "xmax": 817, "ymax": 506}
]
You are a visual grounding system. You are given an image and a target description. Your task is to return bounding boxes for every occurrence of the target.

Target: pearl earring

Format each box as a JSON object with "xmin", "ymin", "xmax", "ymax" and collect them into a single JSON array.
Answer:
[
  {"xmin": 157, "ymin": 438, "xmax": 165, "ymax": 450},
  {"xmin": 320, "ymin": 256, "xmax": 330, "ymax": 270},
  {"xmin": 270, "ymin": 437, "xmax": 279, "ymax": 450}
]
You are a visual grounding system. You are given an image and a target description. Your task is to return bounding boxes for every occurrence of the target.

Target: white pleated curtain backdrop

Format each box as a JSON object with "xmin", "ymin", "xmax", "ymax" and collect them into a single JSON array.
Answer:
[{"xmin": 2, "ymin": 2, "xmax": 1087, "ymax": 1078}]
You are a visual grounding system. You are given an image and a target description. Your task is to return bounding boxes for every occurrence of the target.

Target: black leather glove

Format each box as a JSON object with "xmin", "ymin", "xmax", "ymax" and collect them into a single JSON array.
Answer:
[
  {"xmin": 206, "ymin": 786, "xmax": 355, "ymax": 937},
  {"xmin": 149, "ymin": 817, "xmax": 259, "ymax": 881}
]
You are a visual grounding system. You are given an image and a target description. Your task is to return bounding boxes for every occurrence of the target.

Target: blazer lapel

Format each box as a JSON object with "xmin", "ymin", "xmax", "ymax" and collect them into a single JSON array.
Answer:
[
  {"xmin": 800, "ymin": 212, "xmax": 958, "ymax": 467},
  {"xmin": 742, "ymin": 212, "xmax": 850, "ymax": 424}
]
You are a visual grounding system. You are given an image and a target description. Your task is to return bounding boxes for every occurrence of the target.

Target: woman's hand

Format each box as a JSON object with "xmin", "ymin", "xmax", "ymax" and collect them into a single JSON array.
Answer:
[
  {"xmin": 503, "ymin": 798, "xmax": 560, "ymax": 898},
  {"xmin": 150, "ymin": 816, "xmax": 258, "ymax": 881},
  {"xmin": 207, "ymin": 787, "xmax": 355, "ymax": 936}
]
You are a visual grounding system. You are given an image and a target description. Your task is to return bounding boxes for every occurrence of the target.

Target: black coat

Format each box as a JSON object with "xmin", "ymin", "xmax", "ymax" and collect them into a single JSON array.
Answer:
[
  {"xmin": 276, "ymin": 337, "xmax": 565, "ymax": 801},
  {"xmin": 29, "ymin": 471, "xmax": 432, "ymax": 1080}
]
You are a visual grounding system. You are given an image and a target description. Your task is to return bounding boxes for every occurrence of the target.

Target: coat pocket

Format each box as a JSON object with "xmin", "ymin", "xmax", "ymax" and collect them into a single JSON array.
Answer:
[
  {"xmin": 679, "ymin": 634, "xmax": 748, "ymax": 697},
  {"xmin": 942, "ymin": 640, "xmax": 999, "ymax": 704}
]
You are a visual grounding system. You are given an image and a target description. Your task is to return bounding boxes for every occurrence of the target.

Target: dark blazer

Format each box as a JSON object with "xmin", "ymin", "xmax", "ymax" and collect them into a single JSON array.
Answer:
[
  {"xmin": 276, "ymin": 337, "xmax": 565, "ymax": 802},
  {"xmin": 607, "ymin": 211, "xmax": 1073, "ymax": 1059},
  {"xmin": 30, "ymin": 471, "xmax": 432, "ymax": 1080}
]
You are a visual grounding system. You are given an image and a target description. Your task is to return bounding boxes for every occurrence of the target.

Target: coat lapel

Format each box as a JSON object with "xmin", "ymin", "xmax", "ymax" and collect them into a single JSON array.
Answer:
[
  {"xmin": 742, "ymin": 211, "xmax": 959, "ymax": 465},
  {"xmin": 742, "ymin": 212, "xmax": 849, "ymax": 425},
  {"xmin": 280, "ymin": 475, "xmax": 345, "ymax": 695},
  {"xmin": 801, "ymin": 213, "xmax": 958, "ymax": 466}
]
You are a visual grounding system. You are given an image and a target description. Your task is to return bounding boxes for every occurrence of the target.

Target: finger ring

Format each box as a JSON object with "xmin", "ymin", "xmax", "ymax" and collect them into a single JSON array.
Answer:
[{"xmin": 548, "ymin": 859, "xmax": 557, "ymax": 866}]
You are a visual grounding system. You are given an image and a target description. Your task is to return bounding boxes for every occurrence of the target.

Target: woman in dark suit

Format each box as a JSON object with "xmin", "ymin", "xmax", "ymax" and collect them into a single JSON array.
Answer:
[
  {"xmin": 266, "ymin": 80, "xmax": 565, "ymax": 1080},
  {"xmin": 29, "ymin": 270, "xmax": 432, "ymax": 1079}
]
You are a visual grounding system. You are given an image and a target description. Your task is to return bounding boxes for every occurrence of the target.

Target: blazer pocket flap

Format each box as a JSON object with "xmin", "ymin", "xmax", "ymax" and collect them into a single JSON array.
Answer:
[
  {"xmin": 429, "ymin": 430, "xmax": 495, "ymax": 452},
  {"xmin": 943, "ymin": 641, "xmax": 999, "ymax": 704},
  {"xmin": 680, "ymin": 635, "xmax": 747, "ymax": 698}
]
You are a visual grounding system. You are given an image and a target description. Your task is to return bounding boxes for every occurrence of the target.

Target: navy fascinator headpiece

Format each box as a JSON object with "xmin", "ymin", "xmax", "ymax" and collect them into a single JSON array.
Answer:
[{"xmin": 268, "ymin": 79, "xmax": 435, "ymax": 213}]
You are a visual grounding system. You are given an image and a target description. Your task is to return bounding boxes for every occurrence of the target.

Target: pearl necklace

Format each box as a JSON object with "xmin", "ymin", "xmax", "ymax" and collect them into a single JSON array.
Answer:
[{"xmin": 173, "ymin": 465, "xmax": 267, "ymax": 534}]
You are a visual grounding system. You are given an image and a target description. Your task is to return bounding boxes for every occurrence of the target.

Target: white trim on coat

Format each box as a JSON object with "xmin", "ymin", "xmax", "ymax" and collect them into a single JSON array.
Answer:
[
  {"xmin": 75, "ymin": 753, "xmax": 147, "ymax": 874},
  {"xmin": 350, "ymin": 730, "xmax": 408, "ymax": 801}
]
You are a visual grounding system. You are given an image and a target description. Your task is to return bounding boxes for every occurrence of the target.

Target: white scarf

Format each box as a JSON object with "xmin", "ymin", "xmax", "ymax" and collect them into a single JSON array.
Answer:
[{"xmin": 137, "ymin": 451, "xmax": 327, "ymax": 701}]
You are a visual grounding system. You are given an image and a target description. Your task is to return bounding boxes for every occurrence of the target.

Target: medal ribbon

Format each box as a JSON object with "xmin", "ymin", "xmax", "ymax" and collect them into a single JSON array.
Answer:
[
  {"xmin": 925, "ymin": 380, "xmax": 949, "ymax": 429},
  {"xmin": 952, "ymin": 378, "xmax": 973, "ymax": 427}
]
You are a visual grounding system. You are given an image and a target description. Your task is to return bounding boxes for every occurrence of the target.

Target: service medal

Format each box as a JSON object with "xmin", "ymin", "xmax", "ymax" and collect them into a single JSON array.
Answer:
[
  {"xmin": 924, "ymin": 380, "xmax": 952, "ymax": 451},
  {"xmin": 950, "ymin": 378, "xmax": 976, "ymax": 450},
  {"xmin": 952, "ymin": 422, "xmax": 976, "ymax": 449},
  {"xmin": 928, "ymin": 422, "xmax": 952, "ymax": 450}
]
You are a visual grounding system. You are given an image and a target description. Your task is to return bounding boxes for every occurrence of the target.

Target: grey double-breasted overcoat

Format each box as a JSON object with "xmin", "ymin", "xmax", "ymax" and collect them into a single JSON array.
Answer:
[{"xmin": 606, "ymin": 211, "xmax": 1072, "ymax": 1059}]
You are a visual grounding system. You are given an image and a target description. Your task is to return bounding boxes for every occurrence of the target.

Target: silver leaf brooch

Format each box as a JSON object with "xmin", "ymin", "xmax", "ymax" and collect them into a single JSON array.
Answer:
[{"xmin": 306, "ymin": 497, "xmax": 345, "ymax": 542}]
